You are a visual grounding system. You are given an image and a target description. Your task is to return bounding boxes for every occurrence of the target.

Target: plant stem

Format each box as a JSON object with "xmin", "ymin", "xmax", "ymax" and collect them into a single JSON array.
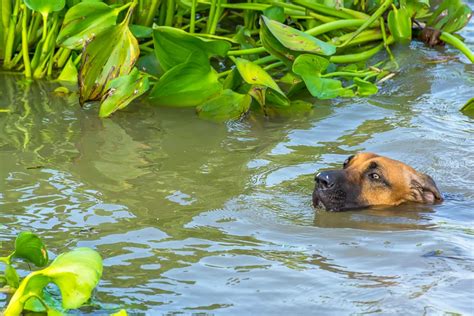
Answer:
[
  {"xmin": 207, "ymin": 0, "xmax": 217, "ymax": 33},
  {"xmin": 144, "ymin": 0, "xmax": 161, "ymax": 26},
  {"xmin": 20, "ymin": 5, "xmax": 31, "ymax": 78},
  {"xmin": 3, "ymin": 0, "xmax": 21, "ymax": 67},
  {"xmin": 190, "ymin": 0, "xmax": 197, "ymax": 33},
  {"xmin": 306, "ymin": 19, "xmax": 368, "ymax": 36},
  {"xmin": 339, "ymin": 0, "xmax": 392, "ymax": 47},
  {"xmin": 330, "ymin": 36, "xmax": 394, "ymax": 63},
  {"xmin": 41, "ymin": 12, "xmax": 48, "ymax": 42},
  {"xmin": 228, "ymin": 47, "xmax": 266, "ymax": 56},
  {"xmin": 165, "ymin": 0, "xmax": 175, "ymax": 26},
  {"xmin": 439, "ymin": 32, "xmax": 474, "ymax": 63}
]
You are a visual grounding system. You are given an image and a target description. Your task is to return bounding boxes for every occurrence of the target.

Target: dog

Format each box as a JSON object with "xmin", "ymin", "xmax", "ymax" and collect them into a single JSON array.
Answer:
[{"xmin": 312, "ymin": 153, "xmax": 443, "ymax": 211}]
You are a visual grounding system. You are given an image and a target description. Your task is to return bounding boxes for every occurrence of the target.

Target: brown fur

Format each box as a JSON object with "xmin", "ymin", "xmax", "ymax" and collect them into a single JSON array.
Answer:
[{"xmin": 313, "ymin": 153, "xmax": 443, "ymax": 211}]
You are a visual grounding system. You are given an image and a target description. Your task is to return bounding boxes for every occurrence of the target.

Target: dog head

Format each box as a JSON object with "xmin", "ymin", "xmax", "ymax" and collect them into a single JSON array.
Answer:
[{"xmin": 312, "ymin": 153, "xmax": 443, "ymax": 211}]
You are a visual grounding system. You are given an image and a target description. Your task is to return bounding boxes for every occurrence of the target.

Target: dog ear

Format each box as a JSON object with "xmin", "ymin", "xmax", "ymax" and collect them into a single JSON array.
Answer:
[{"xmin": 410, "ymin": 173, "xmax": 443, "ymax": 204}]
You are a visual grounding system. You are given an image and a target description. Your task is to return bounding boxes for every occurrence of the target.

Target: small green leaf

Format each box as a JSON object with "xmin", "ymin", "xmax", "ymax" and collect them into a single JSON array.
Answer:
[
  {"xmin": 24, "ymin": 0, "xmax": 65, "ymax": 15},
  {"xmin": 99, "ymin": 68, "xmax": 150, "ymax": 117},
  {"xmin": 4, "ymin": 248, "xmax": 103, "ymax": 316},
  {"xmin": 13, "ymin": 232, "xmax": 48, "ymax": 267},
  {"xmin": 263, "ymin": 6, "xmax": 285, "ymax": 23},
  {"xmin": 292, "ymin": 54, "xmax": 330, "ymax": 75},
  {"xmin": 234, "ymin": 57, "xmax": 289, "ymax": 107},
  {"xmin": 57, "ymin": 57, "xmax": 78, "ymax": 83},
  {"xmin": 197, "ymin": 89, "xmax": 252, "ymax": 121},
  {"xmin": 57, "ymin": 2, "xmax": 121, "ymax": 49},
  {"xmin": 354, "ymin": 78, "xmax": 378, "ymax": 96},
  {"xmin": 153, "ymin": 27, "xmax": 231, "ymax": 71},
  {"xmin": 137, "ymin": 53, "xmax": 161, "ymax": 77},
  {"xmin": 5, "ymin": 264, "xmax": 20, "ymax": 288},
  {"xmin": 79, "ymin": 8, "xmax": 139, "ymax": 104},
  {"xmin": 293, "ymin": 54, "xmax": 349, "ymax": 99},
  {"xmin": 260, "ymin": 16, "xmax": 336, "ymax": 65},
  {"xmin": 130, "ymin": 24, "xmax": 153, "ymax": 39},
  {"xmin": 460, "ymin": 97, "xmax": 474, "ymax": 113},
  {"xmin": 149, "ymin": 52, "xmax": 222, "ymax": 107}
]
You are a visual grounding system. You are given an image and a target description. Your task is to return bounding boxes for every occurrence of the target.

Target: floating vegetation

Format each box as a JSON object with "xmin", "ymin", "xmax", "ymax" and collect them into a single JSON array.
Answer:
[{"xmin": 0, "ymin": 0, "xmax": 472, "ymax": 120}]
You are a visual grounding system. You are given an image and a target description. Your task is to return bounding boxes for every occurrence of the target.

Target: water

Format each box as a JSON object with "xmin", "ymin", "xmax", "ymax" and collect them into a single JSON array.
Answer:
[{"xmin": 1, "ymin": 30, "xmax": 473, "ymax": 314}]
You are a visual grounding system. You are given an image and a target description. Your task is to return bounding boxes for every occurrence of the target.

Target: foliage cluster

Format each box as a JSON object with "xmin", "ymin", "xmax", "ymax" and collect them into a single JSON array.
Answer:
[
  {"xmin": 0, "ymin": 0, "xmax": 472, "ymax": 120},
  {"xmin": 0, "ymin": 232, "xmax": 104, "ymax": 315}
]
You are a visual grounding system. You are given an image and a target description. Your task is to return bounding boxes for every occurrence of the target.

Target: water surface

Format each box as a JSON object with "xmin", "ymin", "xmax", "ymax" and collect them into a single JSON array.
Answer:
[{"xmin": 0, "ymin": 28, "xmax": 473, "ymax": 314}]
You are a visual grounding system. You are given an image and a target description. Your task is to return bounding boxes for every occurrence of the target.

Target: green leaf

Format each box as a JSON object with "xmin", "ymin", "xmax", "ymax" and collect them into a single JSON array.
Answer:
[
  {"xmin": 57, "ymin": 57, "xmax": 78, "ymax": 83},
  {"xmin": 234, "ymin": 57, "xmax": 289, "ymax": 107},
  {"xmin": 130, "ymin": 24, "xmax": 153, "ymax": 39},
  {"xmin": 263, "ymin": 6, "xmax": 285, "ymax": 23},
  {"xmin": 260, "ymin": 16, "xmax": 336, "ymax": 65},
  {"xmin": 153, "ymin": 27, "xmax": 231, "ymax": 71},
  {"xmin": 149, "ymin": 52, "xmax": 222, "ymax": 107},
  {"xmin": 79, "ymin": 8, "xmax": 139, "ymax": 104},
  {"xmin": 24, "ymin": 0, "xmax": 65, "ymax": 15},
  {"xmin": 292, "ymin": 54, "xmax": 330, "ymax": 75},
  {"xmin": 137, "ymin": 53, "xmax": 161, "ymax": 77},
  {"xmin": 196, "ymin": 89, "xmax": 252, "ymax": 121},
  {"xmin": 460, "ymin": 97, "xmax": 474, "ymax": 113},
  {"xmin": 13, "ymin": 232, "xmax": 48, "ymax": 267},
  {"xmin": 292, "ymin": 54, "xmax": 350, "ymax": 99},
  {"xmin": 99, "ymin": 68, "xmax": 150, "ymax": 117},
  {"xmin": 387, "ymin": 6, "xmax": 412, "ymax": 44},
  {"xmin": 4, "ymin": 248, "xmax": 103, "ymax": 316},
  {"xmin": 5, "ymin": 264, "xmax": 20, "ymax": 288},
  {"xmin": 354, "ymin": 77, "xmax": 378, "ymax": 96},
  {"xmin": 57, "ymin": 2, "xmax": 121, "ymax": 49}
]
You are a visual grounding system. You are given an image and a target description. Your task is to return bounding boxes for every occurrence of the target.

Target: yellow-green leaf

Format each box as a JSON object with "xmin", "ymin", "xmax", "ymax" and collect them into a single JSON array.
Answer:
[
  {"xmin": 99, "ymin": 68, "xmax": 149, "ymax": 117},
  {"xmin": 79, "ymin": 9, "xmax": 139, "ymax": 104},
  {"xmin": 57, "ymin": 2, "xmax": 122, "ymax": 49}
]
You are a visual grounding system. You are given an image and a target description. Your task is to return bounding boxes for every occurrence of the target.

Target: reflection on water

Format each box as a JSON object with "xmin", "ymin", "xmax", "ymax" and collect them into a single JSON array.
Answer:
[{"xmin": 1, "ymin": 28, "xmax": 474, "ymax": 314}]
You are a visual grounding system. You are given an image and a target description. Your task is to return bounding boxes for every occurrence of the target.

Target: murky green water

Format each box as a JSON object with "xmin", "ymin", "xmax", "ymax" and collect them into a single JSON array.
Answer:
[{"xmin": 1, "ymin": 27, "xmax": 474, "ymax": 314}]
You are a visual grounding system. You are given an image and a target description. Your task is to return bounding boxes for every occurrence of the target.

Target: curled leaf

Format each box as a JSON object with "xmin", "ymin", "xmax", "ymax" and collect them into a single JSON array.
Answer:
[
  {"xmin": 260, "ymin": 16, "xmax": 336, "ymax": 65},
  {"xmin": 99, "ymin": 68, "xmax": 149, "ymax": 117}
]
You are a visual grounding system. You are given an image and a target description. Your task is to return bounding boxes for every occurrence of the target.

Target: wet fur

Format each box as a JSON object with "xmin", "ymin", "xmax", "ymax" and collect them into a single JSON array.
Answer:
[{"xmin": 313, "ymin": 153, "xmax": 443, "ymax": 211}]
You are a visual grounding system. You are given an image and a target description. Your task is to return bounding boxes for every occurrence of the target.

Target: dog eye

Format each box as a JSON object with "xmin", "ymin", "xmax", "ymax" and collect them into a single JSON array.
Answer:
[{"xmin": 369, "ymin": 173, "xmax": 380, "ymax": 180}]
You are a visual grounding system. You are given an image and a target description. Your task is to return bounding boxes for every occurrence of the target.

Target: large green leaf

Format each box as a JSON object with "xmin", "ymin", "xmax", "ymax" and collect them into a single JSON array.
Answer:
[
  {"xmin": 153, "ymin": 27, "xmax": 231, "ymax": 71},
  {"xmin": 149, "ymin": 52, "xmax": 222, "ymax": 107},
  {"xmin": 4, "ymin": 248, "xmax": 103, "ymax": 316},
  {"xmin": 13, "ymin": 232, "xmax": 48, "ymax": 267},
  {"xmin": 292, "ymin": 54, "xmax": 352, "ymax": 99},
  {"xmin": 196, "ymin": 89, "xmax": 252, "ymax": 121},
  {"xmin": 24, "ymin": 0, "xmax": 65, "ymax": 16},
  {"xmin": 234, "ymin": 57, "xmax": 289, "ymax": 107},
  {"xmin": 79, "ymin": 9, "xmax": 139, "ymax": 104},
  {"xmin": 260, "ymin": 16, "xmax": 336, "ymax": 65},
  {"xmin": 99, "ymin": 68, "xmax": 150, "ymax": 117},
  {"xmin": 57, "ymin": 2, "xmax": 123, "ymax": 49}
]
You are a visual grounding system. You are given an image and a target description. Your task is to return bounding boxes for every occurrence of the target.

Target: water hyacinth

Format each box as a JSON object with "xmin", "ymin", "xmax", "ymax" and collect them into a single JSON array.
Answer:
[{"xmin": 0, "ymin": 0, "xmax": 472, "ymax": 119}]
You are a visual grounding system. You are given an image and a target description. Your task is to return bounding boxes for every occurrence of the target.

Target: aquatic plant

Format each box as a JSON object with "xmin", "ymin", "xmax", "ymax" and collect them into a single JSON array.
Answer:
[
  {"xmin": 0, "ymin": 232, "xmax": 103, "ymax": 315},
  {"xmin": 0, "ymin": 0, "xmax": 472, "ymax": 120}
]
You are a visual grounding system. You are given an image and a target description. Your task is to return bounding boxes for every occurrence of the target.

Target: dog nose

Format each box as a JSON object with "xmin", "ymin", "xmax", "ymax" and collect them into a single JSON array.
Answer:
[{"xmin": 315, "ymin": 171, "xmax": 336, "ymax": 189}]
